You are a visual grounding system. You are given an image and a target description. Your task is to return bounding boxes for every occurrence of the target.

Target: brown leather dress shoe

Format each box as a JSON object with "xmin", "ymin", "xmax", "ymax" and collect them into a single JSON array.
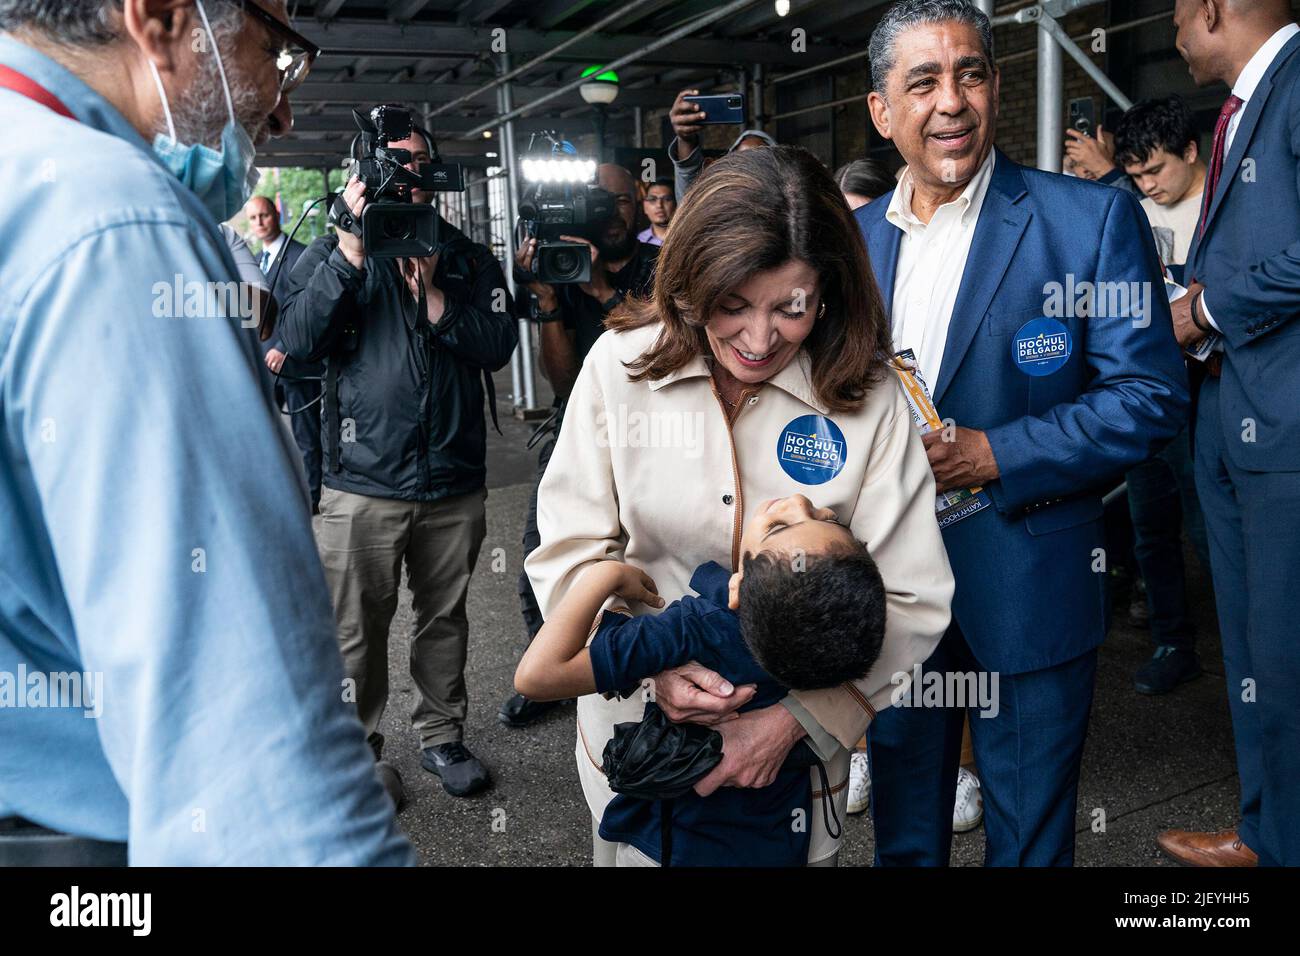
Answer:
[{"xmin": 1157, "ymin": 828, "xmax": 1258, "ymax": 867}]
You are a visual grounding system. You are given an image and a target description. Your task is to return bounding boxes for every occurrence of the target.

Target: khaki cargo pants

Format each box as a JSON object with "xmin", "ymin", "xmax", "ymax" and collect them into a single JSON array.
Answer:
[{"xmin": 318, "ymin": 485, "xmax": 488, "ymax": 749}]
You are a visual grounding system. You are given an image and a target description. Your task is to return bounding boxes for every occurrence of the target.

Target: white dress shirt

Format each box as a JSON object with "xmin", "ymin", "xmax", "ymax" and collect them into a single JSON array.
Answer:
[
  {"xmin": 1226, "ymin": 22, "xmax": 1299, "ymax": 154},
  {"xmin": 885, "ymin": 151, "xmax": 996, "ymax": 392},
  {"xmin": 259, "ymin": 231, "xmax": 287, "ymax": 273},
  {"xmin": 1201, "ymin": 21, "xmax": 1299, "ymax": 331}
]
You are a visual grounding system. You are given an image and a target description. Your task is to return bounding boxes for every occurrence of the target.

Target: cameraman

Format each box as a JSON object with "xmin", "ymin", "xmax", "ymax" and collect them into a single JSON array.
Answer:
[
  {"xmin": 498, "ymin": 163, "xmax": 658, "ymax": 728},
  {"xmin": 279, "ymin": 114, "xmax": 517, "ymax": 798}
]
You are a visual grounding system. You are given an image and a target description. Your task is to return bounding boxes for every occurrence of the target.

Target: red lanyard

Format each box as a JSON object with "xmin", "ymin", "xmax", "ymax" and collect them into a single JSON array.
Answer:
[{"xmin": 0, "ymin": 64, "xmax": 75, "ymax": 119}]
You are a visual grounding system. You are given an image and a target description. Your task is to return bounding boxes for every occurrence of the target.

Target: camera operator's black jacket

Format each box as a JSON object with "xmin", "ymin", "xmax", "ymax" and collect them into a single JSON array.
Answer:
[{"xmin": 279, "ymin": 220, "xmax": 517, "ymax": 502}]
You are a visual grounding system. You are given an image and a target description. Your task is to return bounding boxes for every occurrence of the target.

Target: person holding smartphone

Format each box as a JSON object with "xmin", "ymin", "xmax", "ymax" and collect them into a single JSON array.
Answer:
[{"xmin": 667, "ymin": 87, "xmax": 775, "ymax": 202}]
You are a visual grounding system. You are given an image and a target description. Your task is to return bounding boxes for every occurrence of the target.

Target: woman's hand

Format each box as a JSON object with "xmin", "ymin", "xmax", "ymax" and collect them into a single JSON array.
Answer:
[
  {"xmin": 692, "ymin": 703, "xmax": 806, "ymax": 795},
  {"xmin": 649, "ymin": 662, "xmax": 756, "ymax": 724}
]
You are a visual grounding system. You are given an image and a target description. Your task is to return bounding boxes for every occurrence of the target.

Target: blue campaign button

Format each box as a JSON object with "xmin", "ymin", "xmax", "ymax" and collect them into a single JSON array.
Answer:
[
  {"xmin": 1012, "ymin": 317, "xmax": 1072, "ymax": 376},
  {"xmin": 777, "ymin": 415, "xmax": 847, "ymax": 485}
]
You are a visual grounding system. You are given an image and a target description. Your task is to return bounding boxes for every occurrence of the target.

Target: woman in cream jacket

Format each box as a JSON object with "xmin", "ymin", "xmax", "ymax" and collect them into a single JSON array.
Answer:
[{"xmin": 525, "ymin": 146, "xmax": 954, "ymax": 866}]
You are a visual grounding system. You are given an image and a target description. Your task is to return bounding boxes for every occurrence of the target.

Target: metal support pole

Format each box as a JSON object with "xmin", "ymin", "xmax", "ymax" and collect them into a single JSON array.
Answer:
[
  {"xmin": 749, "ymin": 64, "xmax": 765, "ymax": 129},
  {"xmin": 497, "ymin": 51, "xmax": 536, "ymax": 412},
  {"xmin": 634, "ymin": 105, "xmax": 644, "ymax": 149},
  {"xmin": 1036, "ymin": 15, "xmax": 1063, "ymax": 173},
  {"xmin": 992, "ymin": 2, "xmax": 1128, "ymax": 172},
  {"xmin": 971, "ymin": 0, "xmax": 995, "ymax": 17},
  {"xmin": 1038, "ymin": 11, "xmax": 1133, "ymax": 111}
]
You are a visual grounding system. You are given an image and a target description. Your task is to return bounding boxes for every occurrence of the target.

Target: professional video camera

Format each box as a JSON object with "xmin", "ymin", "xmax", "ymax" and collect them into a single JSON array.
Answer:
[
  {"xmin": 516, "ymin": 134, "xmax": 614, "ymax": 284},
  {"xmin": 329, "ymin": 104, "xmax": 465, "ymax": 258}
]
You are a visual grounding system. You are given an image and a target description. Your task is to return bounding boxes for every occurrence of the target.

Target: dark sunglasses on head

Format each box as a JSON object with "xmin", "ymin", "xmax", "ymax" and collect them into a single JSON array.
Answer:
[{"xmin": 221, "ymin": 0, "xmax": 320, "ymax": 93}]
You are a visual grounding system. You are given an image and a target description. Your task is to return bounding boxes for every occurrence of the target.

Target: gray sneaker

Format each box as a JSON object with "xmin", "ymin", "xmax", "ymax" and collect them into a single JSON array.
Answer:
[{"xmin": 421, "ymin": 742, "xmax": 492, "ymax": 797}]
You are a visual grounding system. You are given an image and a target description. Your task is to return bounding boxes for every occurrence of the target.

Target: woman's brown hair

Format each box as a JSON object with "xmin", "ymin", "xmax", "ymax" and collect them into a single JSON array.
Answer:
[{"xmin": 606, "ymin": 145, "xmax": 892, "ymax": 412}]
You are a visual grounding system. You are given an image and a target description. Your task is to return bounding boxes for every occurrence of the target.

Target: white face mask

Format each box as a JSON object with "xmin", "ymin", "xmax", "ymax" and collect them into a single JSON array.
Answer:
[{"xmin": 147, "ymin": 0, "xmax": 260, "ymax": 221}]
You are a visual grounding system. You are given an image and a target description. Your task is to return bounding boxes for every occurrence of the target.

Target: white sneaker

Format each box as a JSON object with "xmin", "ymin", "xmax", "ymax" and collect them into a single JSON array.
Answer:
[
  {"xmin": 953, "ymin": 766, "xmax": 983, "ymax": 832},
  {"xmin": 847, "ymin": 751, "xmax": 871, "ymax": 815}
]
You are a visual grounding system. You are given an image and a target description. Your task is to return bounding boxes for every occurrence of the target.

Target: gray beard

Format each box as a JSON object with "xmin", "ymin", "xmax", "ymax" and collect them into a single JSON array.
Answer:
[{"xmin": 163, "ymin": 22, "xmax": 265, "ymax": 150}]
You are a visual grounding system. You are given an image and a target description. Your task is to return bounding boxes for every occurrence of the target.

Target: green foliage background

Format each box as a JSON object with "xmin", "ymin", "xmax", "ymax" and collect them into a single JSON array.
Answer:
[{"xmin": 232, "ymin": 165, "xmax": 349, "ymax": 251}]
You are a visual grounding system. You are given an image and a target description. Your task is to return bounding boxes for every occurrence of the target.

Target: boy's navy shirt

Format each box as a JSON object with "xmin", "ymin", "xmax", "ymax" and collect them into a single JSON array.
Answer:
[{"xmin": 588, "ymin": 560, "xmax": 812, "ymax": 866}]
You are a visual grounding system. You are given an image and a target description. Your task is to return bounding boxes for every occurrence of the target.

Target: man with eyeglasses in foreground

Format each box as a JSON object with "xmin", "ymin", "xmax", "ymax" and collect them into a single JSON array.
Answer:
[{"xmin": 0, "ymin": 0, "xmax": 414, "ymax": 865}]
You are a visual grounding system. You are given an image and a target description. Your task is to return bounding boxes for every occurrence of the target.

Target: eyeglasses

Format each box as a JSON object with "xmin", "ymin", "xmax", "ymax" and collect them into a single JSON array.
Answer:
[{"xmin": 225, "ymin": 0, "xmax": 320, "ymax": 93}]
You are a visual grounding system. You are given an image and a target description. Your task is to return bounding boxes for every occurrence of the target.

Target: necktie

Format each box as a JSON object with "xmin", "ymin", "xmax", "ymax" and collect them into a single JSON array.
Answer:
[
  {"xmin": 1198, "ymin": 94, "xmax": 1243, "ymax": 237},
  {"xmin": 260, "ymin": 249, "xmax": 271, "ymax": 273}
]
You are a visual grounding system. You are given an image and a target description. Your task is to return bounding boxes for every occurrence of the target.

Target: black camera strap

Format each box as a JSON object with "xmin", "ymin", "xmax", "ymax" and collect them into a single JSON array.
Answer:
[{"xmin": 327, "ymin": 191, "xmax": 363, "ymax": 239}]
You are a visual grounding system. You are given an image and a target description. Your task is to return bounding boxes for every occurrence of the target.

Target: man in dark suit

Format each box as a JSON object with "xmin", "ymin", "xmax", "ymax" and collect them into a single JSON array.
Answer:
[
  {"xmin": 857, "ymin": 0, "xmax": 1189, "ymax": 865},
  {"xmin": 1159, "ymin": 0, "xmax": 1300, "ymax": 868},
  {"xmin": 245, "ymin": 195, "xmax": 321, "ymax": 511}
]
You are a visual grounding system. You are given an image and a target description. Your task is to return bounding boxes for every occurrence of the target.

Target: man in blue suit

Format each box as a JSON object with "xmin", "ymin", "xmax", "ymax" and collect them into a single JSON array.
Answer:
[
  {"xmin": 1158, "ymin": 0, "xmax": 1300, "ymax": 868},
  {"xmin": 858, "ymin": 0, "xmax": 1189, "ymax": 865}
]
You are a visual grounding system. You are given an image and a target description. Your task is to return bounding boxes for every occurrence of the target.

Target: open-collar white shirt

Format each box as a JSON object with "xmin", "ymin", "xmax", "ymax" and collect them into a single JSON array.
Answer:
[
  {"xmin": 1201, "ymin": 21, "xmax": 1299, "ymax": 332},
  {"xmin": 885, "ymin": 150, "xmax": 996, "ymax": 393}
]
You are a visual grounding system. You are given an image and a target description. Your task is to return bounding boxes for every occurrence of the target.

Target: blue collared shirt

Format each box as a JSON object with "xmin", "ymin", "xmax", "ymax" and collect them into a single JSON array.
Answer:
[{"xmin": 0, "ymin": 36, "xmax": 413, "ymax": 865}]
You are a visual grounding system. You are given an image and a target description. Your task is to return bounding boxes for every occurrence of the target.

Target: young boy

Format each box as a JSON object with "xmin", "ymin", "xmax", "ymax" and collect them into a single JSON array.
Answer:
[{"xmin": 515, "ymin": 494, "xmax": 887, "ymax": 867}]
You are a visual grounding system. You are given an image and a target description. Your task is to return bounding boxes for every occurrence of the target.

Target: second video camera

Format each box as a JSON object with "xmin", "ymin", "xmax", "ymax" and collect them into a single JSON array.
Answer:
[
  {"xmin": 331, "ymin": 104, "xmax": 465, "ymax": 258},
  {"xmin": 517, "ymin": 152, "xmax": 615, "ymax": 285}
]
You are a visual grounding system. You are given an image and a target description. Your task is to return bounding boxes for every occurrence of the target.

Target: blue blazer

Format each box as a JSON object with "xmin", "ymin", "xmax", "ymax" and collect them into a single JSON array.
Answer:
[
  {"xmin": 263, "ymin": 237, "xmax": 321, "ymax": 376},
  {"xmin": 1186, "ymin": 30, "xmax": 1300, "ymax": 472},
  {"xmin": 856, "ymin": 150, "xmax": 1190, "ymax": 674},
  {"xmin": 269, "ymin": 236, "xmax": 307, "ymax": 305}
]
